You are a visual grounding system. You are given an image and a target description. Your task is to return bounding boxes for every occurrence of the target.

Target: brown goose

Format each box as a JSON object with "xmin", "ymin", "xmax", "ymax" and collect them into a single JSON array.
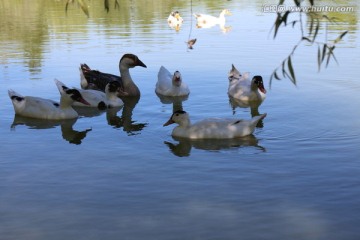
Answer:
[{"xmin": 80, "ymin": 53, "xmax": 147, "ymax": 97}]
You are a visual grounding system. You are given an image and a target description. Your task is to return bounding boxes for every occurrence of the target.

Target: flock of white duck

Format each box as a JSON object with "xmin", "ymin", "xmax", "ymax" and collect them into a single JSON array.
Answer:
[{"xmin": 8, "ymin": 10, "xmax": 267, "ymax": 140}]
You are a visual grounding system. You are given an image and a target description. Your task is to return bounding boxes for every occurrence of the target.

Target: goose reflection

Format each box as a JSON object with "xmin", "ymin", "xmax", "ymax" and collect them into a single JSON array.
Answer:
[
  {"xmin": 11, "ymin": 115, "xmax": 92, "ymax": 145},
  {"xmin": 229, "ymin": 96, "xmax": 265, "ymax": 128},
  {"xmin": 164, "ymin": 135, "xmax": 266, "ymax": 157},
  {"xmin": 106, "ymin": 96, "xmax": 147, "ymax": 135}
]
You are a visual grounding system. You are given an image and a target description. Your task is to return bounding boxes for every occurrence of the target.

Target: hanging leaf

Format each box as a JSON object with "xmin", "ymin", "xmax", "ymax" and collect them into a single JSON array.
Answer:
[
  {"xmin": 313, "ymin": 19, "xmax": 320, "ymax": 42},
  {"xmin": 287, "ymin": 57, "xmax": 296, "ymax": 84},
  {"xmin": 334, "ymin": 31, "xmax": 348, "ymax": 44},
  {"xmin": 321, "ymin": 44, "xmax": 327, "ymax": 63},
  {"xmin": 309, "ymin": 16, "xmax": 314, "ymax": 35},
  {"xmin": 274, "ymin": 71, "xmax": 281, "ymax": 80},
  {"xmin": 273, "ymin": 13, "xmax": 282, "ymax": 39},
  {"xmin": 309, "ymin": 0, "xmax": 314, "ymax": 6},
  {"xmin": 317, "ymin": 45, "xmax": 321, "ymax": 71},
  {"xmin": 282, "ymin": 11, "xmax": 290, "ymax": 26},
  {"xmin": 302, "ymin": 37, "xmax": 311, "ymax": 42}
]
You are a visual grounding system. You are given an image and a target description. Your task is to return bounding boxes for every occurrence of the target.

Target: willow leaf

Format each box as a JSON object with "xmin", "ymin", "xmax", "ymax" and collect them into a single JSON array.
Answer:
[
  {"xmin": 274, "ymin": 71, "xmax": 281, "ymax": 80},
  {"xmin": 313, "ymin": 19, "xmax": 320, "ymax": 42},
  {"xmin": 321, "ymin": 44, "xmax": 327, "ymax": 63},
  {"xmin": 334, "ymin": 31, "xmax": 348, "ymax": 44},
  {"xmin": 317, "ymin": 45, "xmax": 321, "ymax": 71},
  {"xmin": 309, "ymin": 16, "xmax": 314, "ymax": 35},
  {"xmin": 287, "ymin": 57, "xmax": 296, "ymax": 84}
]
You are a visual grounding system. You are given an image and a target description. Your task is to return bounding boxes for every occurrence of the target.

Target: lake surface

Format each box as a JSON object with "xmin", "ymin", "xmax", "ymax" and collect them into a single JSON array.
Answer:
[{"xmin": 1, "ymin": 0, "xmax": 360, "ymax": 239}]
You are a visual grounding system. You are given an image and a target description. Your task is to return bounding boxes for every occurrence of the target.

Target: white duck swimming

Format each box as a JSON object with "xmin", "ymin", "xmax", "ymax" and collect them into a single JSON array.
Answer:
[
  {"xmin": 156, "ymin": 66, "xmax": 190, "ymax": 97},
  {"xmin": 55, "ymin": 79, "xmax": 123, "ymax": 109},
  {"xmin": 167, "ymin": 11, "xmax": 183, "ymax": 31},
  {"xmin": 79, "ymin": 53, "xmax": 147, "ymax": 97},
  {"xmin": 194, "ymin": 9, "xmax": 232, "ymax": 28},
  {"xmin": 163, "ymin": 110, "xmax": 267, "ymax": 139},
  {"xmin": 227, "ymin": 64, "xmax": 266, "ymax": 103},
  {"xmin": 8, "ymin": 81, "xmax": 90, "ymax": 120}
]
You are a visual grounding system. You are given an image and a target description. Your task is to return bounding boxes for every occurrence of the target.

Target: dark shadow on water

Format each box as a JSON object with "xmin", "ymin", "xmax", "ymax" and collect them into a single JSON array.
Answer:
[
  {"xmin": 10, "ymin": 115, "xmax": 92, "ymax": 145},
  {"xmin": 106, "ymin": 96, "xmax": 147, "ymax": 136},
  {"xmin": 164, "ymin": 135, "xmax": 266, "ymax": 157}
]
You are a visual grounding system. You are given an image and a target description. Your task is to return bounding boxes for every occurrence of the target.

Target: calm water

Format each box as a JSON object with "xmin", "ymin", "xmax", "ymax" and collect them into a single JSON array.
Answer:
[{"xmin": 1, "ymin": 0, "xmax": 360, "ymax": 239}]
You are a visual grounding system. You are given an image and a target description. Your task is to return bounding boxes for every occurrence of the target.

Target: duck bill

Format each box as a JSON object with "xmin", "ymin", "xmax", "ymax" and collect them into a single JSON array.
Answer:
[
  {"xmin": 136, "ymin": 59, "xmax": 147, "ymax": 68},
  {"xmin": 163, "ymin": 119, "xmax": 174, "ymax": 127},
  {"xmin": 79, "ymin": 98, "xmax": 91, "ymax": 106},
  {"xmin": 259, "ymin": 85, "xmax": 267, "ymax": 94}
]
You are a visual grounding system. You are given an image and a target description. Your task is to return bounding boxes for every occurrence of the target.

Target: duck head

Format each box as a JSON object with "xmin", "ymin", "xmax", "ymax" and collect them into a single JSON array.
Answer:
[
  {"xmin": 172, "ymin": 71, "xmax": 182, "ymax": 87},
  {"xmin": 221, "ymin": 9, "xmax": 232, "ymax": 16},
  {"xmin": 163, "ymin": 110, "xmax": 190, "ymax": 127},
  {"xmin": 228, "ymin": 64, "xmax": 241, "ymax": 82},
  {"xmin": 119, "ymin": 53, "xmax": 147, "ymax": 69},
  {"xmin": 252, "ymin": 76, "xmax": 267, "ymax": 94},
  {"xmin": 54, "ymin": 79, "xmax": 90, "ymax": 106},
  {"xmin": 172, "ymin": 11, "xmax": 182, "ymax": 20},
  {"xmin": 67, "ymin": 89, "xmax": 90, "ymax": 106}
]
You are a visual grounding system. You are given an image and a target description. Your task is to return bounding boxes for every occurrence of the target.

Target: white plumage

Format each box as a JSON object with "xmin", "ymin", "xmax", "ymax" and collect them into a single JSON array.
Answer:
[
  {"xmin": 156, "ymin": 66, "xmax": 190, "ymax": 97},
  {"xmin": 194, "ymin": 9, "xmax": 232, "ymax": 28},
  {"xmin": 163, "ymin": 110, "xmax": 267, "ymax": 139},
  {"xmin": 8, "ymin": 81, "xmax": 90, "ymax": 120},
  {"xmin": 55, "ymin": 79, "xmax": 123, "ymax": 109},
  {"xmin": 227, "ymin": 64, "xmax": 266, "ymax": 103}
]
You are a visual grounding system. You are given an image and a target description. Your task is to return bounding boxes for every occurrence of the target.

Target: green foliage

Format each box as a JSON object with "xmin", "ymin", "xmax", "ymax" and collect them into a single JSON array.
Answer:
[{"xmin": 270, "ymin": 0, "xmax": 348, "ymax": 86}]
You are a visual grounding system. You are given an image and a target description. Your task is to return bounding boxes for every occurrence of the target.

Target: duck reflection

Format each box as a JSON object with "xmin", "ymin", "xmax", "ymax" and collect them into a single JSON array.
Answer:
[
  {"xmin": 164, "ymin": 135, "xmax": 265, "ymax": 157},
  {"xmin": 194, "ymin": 9, "xmax": 232, "ymax": 33},
  {"xmin": 167, "ymin": 11, "xmax": 183, "ymax": 32},
  {"xmin": 11, "ymin": 115, "xmax": 92, "ymax": 145},
  {"xmin": 73, "ymin": 106, "xmax": 106, "ymax": 118},
  {"xmin": 156, "ymin": 93, "xmax": 189, "ymax": 113},
  {"xmin": 229, "ymin": 96, "xmax": 265, "ymax": 128},
  {"xmin": 106, "ymin": 96, "xmax": 147, "ymax": 135}
]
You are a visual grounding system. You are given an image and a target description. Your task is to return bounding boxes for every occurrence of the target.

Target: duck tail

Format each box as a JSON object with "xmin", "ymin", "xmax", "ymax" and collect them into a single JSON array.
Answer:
[
  {"xmin": 251, "ymin": 113, "xmax": 267, "ymax": 127},
  {"xmin": 79, "ymin": 64, "xmax": 90, "ymax": 89},
  {"xmin": 80, "ymin": 63, "xmax": 91, "ymax": 72},
  {"xmin": 8, "ymin": 89, "xmax": 24, "ymax": 102},
  {"xmin": 54, "ymin": 78, "xmax": 68, "ymax": 94}
]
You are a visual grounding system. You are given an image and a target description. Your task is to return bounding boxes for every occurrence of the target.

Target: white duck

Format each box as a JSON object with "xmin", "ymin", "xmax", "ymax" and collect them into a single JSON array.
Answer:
[
  {"xmin": 194, "ymin": 9, "xmax": 231, "ymax": 28},
  {"xmin": 227, "ymin": 64, "xmax": 266, "ymax": 103},
  {"xmin": 163, "ymin": 110, "xmax": 267, "ymax": 139},
  {"xmin": 55, "ymin": 79, "xmax": 123, "ymax": 109},
  {"xmin": 8, "ymin": 81, "xmax": 90, "ymax": 120},
  {"xmin": 156, "ymin": 66, "xmax": 190, "ymax": 97},
  {"xmin": 167, "ymin": 11, "xmax": 183, "ymax": 31}
]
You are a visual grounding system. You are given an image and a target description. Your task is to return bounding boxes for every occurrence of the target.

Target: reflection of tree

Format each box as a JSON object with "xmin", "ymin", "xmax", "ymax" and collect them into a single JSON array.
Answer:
[{"xmin": 0, "ymin": 1, "xmax": 47, "ymax": 75}]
